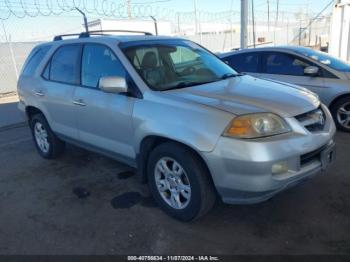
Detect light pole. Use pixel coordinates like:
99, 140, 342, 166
127, 0, 132, 18
240, 0, 248, 49
194, 0, 199, 36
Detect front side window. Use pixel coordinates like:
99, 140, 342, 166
50, 45, 81, 84
22, 45, 51, 76
81, 44, 126, 88
122, 40, 237, 91
225, 53, 260, 73
263, 52, 311, 76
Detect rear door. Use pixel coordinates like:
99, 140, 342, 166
72, 43, 136, 162
259, 52, 325, 92
40, 44, 82, 139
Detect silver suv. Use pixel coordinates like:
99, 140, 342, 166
18, 31, 336, 221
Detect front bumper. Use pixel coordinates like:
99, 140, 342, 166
202, 105, 337, 204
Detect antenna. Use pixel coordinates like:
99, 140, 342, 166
76, 7, 89, 34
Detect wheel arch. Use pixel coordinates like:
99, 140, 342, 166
329, 93, 350, 111
25, 106, 44, 121
137, 135, 214, 186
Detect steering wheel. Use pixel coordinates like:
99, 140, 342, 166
181, 66, 196, 75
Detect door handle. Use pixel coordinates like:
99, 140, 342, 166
72, 99, 86, 106
34, 91, 45, 97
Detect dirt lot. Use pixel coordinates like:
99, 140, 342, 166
0, 125, 349, 255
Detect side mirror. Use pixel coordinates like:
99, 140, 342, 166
304, 66, 319, 77
99, 76, 128, 94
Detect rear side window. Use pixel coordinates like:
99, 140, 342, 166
81, 44, 126, 88
49, 45, 81, 85
263, 52, 309, 76
22, 46, 51, 76
224, 53, 260, 73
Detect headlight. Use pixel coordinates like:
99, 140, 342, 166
223, 113, 291, 139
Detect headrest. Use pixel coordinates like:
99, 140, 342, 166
141, 51, 158, 68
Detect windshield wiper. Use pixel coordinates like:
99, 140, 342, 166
162, 81, 214, 91
220, 73, 244, 79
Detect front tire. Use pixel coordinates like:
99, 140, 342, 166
30, 114, 65, 159
147, 142, 216, 221
331, 96, 350, 133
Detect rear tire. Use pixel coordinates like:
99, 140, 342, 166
147, 142, 216, 221
30, 114, 65, 159
330, 96, 350, 133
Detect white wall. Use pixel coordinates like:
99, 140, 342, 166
329, 0, 350, 62
88, 19, 172, 36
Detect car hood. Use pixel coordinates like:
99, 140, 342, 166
166, 75, 320, 117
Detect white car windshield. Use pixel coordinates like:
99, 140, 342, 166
121, 40, 239, 91
295, 48, 350, 72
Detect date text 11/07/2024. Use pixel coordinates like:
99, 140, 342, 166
127, 256, 220, 261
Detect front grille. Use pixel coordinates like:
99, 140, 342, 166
295, 107, 326, 132
300, 144, 327, 167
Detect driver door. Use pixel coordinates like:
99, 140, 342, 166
72, 43, 136, 162
258, 52, 325, 93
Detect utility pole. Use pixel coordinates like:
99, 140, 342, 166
240, 0, 248, 49
286, 18, 289, 44
193, 0, 198, 36
127, 0, 132, 18
267, 0, 270, 32
252, 0, 256, 48
273, 0, 279, 45
229, 0, 234, 49
198, 11, 202, 44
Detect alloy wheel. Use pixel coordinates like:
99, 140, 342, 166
154, 157, 191, 209
337, 102, 350, 129
34, 122, 50, 153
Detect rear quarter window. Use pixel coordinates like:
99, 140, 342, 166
21, 46, 51, 76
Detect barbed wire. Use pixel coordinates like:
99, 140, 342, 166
1, 0, 328, 24
0, 0, 250, 26
0, 0, 178, 20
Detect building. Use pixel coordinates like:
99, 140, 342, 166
87, 18, 172, 36
329, 0, 350, 61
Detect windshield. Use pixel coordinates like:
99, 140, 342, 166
121, 40, 238, 91
295, 48, 350, 72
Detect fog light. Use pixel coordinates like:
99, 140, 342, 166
272, 162, 288, 175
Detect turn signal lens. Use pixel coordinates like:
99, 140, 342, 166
226, 118, 251, 136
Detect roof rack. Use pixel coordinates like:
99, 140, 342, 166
53, 30, 153, 41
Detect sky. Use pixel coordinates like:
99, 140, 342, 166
0, 0, 335, 41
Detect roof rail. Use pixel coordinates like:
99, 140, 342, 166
86, 30, 153, 36
53, 30, 152, 41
